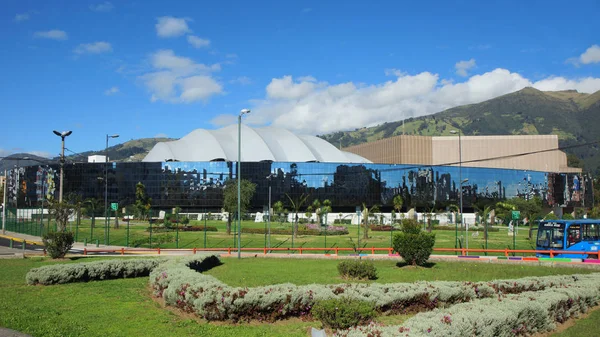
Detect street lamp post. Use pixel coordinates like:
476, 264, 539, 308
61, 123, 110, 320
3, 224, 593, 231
267, 173, 274, 251
450, 130, 467, 254
53, 131, 72, 202
104, 134, 119, 245
237, 109, 250, 259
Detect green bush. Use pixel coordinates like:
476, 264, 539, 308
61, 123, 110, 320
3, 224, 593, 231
337, 260, 377, 280
393, 219, 435, 266
42, 231, 74, 259
312, 297, 376, 330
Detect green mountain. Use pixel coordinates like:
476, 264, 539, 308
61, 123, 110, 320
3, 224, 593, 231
319, 87, 600, 174
65, 137, 177, 163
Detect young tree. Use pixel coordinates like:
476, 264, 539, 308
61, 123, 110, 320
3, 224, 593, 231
84, 198, 101, 228
222, 179, 257, 235
48, 199, 74, 232
43, 199, 75, 259
273, 200, 284, 226
67, 193, 83, 231
134, 182, 152, 220
393, 195, 404, 217
392, 219, 436, 266
361, 203, 380, 240
496, 197, 543, 239
308, 199, 332, 225
286, 193, 310, 238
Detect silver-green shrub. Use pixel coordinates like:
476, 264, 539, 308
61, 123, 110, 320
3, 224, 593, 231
26, 257, 168, 285
335, 273, 600, 336
149, 255, 600, 325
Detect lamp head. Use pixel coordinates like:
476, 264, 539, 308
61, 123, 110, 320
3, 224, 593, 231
53, 130, 72, 138
450, 130, 458, 135
108, 134, 120, 139
240, 108, 251, 115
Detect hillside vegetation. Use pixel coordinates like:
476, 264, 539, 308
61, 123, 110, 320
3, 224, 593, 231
319, 87, 600, 174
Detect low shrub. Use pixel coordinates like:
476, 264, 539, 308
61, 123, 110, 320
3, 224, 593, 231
312, 297, 376, 330
335, 281, 600, 337
26, 258, 167, 285
370, 225, 396, 231
42, 231, 74, 259
433, 225, 499, 232
334, 219, 352, 225
149, 226, 218, 233
242, 227, 348, 236
393, 220, 435, 266
337, 260, 377, 280
150, 255, 600, 323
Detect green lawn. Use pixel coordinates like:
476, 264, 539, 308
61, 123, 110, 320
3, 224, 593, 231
0, 257, 598, 337
9, 218, 539, 255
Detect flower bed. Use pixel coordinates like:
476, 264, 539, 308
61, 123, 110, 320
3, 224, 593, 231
242, 227, 349, 236
148, 226, 218, 233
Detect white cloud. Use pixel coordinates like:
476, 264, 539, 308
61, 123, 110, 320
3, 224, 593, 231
230, 76, 252, 85
14, 13, 30, 22
580, 45, 600, 64
179, 76, 222, 102
28, 151, 53, 159
455, 58, 476, 77
246, 69, 600, 136
154, 133, 168, 138
140, 49, 222, 103
104, 87, 119, 95
33, 30, 68, 40
74, 41, 112, 54
156, 16, 191, 38
187, 35, 210, 48
384, 68, 405, 77
90, 2, 114, 12
210, 114, 238, 127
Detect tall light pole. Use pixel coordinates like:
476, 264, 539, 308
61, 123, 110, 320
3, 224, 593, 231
237, 109, 250, 259
267, 173, 274, 251
450, 130, 464, 254
105, 134, 119, 245
53, 130, 72, 202
2, 169, 7, 235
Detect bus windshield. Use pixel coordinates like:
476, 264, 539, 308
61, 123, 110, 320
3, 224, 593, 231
537, 222, 565, 249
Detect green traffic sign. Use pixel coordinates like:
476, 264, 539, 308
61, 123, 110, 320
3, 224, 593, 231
111, 203, 118, 211
511, 210, 520, 220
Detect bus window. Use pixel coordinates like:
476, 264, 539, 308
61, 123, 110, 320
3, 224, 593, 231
567, 225, 581, 248
582, 224, 599, 241
537, 224, 564, 249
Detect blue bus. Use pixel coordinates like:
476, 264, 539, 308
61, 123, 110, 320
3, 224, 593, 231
536, 219, 600, 259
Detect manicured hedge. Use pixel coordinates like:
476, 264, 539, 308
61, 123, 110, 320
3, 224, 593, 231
26, 258, 168, 285
149, 255, 600, 324
336, 277, 600, 336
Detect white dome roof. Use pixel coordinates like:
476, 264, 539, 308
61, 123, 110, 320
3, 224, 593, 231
143, 125, 372, 163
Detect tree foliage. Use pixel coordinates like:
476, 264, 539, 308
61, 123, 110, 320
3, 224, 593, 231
223, 179, 257, 235
134, 182, 152, 220
361, 203, 380, 239
286, 193, 310, 238
392, 219, 436, 266
84, 198, 101, 228
495, 197, 543, 239
48, 200, 74, 232
307, 199, 332, 225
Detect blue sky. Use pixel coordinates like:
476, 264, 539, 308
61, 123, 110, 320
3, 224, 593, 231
2, 0, 600, 159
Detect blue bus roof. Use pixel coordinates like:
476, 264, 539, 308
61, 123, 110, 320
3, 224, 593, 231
540, 219, 600, 225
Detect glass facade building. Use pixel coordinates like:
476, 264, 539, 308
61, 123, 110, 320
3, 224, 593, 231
5, 161, 593, 213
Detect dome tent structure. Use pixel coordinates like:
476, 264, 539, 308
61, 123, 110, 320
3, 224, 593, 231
143, 125, 372, 163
